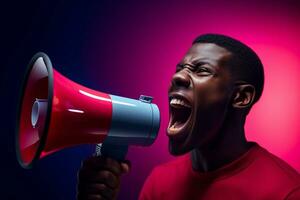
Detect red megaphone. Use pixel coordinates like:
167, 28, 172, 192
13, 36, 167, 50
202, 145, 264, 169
16, 52, 160, 168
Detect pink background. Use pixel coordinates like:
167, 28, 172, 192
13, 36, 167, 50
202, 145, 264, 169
82, 1, 300, 198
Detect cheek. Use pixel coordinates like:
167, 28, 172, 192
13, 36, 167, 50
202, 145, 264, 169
193, 78, 230, 107
191, 78, 232, 134
190, 99, 229, 148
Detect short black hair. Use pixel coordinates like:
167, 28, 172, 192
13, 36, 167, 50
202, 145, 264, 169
193, 33, 264, 104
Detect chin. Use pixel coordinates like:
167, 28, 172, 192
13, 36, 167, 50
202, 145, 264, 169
168, 138, 193, 156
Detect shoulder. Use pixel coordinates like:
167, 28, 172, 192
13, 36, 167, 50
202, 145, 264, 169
144, 153, 191, 183
154, 154, 191, 172
254, 145, 300, 183
249, 144, 300, 197
148, 153, 194, 181
139, 154, 191, 200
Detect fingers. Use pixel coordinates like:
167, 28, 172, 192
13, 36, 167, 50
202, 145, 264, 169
77, 183, 116, 200
78, 169, 120, 188
77, 156, 131, 200
120, 160, 131, 173
77, 192, 109, 200
77, 193, 106, 200
81, 157, 123, 176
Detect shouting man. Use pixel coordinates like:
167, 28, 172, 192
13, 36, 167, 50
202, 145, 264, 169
77, 34, 300, 200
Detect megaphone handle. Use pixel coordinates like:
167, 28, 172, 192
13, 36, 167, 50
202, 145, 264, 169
95, 143, 128, 161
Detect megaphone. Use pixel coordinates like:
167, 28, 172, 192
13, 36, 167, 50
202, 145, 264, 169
16, 52, 160, 168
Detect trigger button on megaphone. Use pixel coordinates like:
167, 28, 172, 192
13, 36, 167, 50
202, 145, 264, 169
139, 95, 153, 103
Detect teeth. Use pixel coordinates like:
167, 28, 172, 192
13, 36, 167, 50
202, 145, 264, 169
169, 124, 177, 131
170, 98, 191, 108
169, 122, 179, 131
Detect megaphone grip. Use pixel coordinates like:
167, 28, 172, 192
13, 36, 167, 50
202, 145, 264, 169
95, 143, 128, 161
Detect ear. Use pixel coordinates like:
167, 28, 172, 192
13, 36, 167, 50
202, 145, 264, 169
232, 84, 256, 108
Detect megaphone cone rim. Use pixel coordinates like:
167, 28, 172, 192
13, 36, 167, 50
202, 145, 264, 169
16, 52, 54, 169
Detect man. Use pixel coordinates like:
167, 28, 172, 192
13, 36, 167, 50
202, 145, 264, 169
77, 34, 300, 200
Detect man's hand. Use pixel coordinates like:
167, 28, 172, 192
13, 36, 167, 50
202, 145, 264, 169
77, 156, 131, 200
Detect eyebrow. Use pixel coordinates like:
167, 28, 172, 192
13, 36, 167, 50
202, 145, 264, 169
177, 59, 217, 70
191, 58, 217, 68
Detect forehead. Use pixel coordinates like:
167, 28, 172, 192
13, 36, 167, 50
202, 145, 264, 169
181, 43, 233, 66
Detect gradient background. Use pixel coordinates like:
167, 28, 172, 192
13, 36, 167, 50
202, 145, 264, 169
1, 0, 300, 199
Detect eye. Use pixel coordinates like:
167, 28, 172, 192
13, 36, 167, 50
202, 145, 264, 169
195, 66, 212, 76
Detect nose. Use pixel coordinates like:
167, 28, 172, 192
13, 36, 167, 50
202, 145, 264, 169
171, 69, 191, 88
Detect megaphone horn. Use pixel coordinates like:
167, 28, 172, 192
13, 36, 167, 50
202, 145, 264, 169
16, 52, 160, 168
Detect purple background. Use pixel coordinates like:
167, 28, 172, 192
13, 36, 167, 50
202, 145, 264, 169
1, 0, 300, 199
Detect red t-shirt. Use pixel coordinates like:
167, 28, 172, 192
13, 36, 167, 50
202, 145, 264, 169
139, 143, 300, 200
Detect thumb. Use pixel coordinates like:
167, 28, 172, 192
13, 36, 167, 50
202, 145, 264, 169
120, 160, 131, 174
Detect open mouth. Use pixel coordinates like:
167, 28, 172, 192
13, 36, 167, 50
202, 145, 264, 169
167, 95, 192, 138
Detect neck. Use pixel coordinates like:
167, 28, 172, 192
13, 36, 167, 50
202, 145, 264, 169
190, 115, 252, 172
